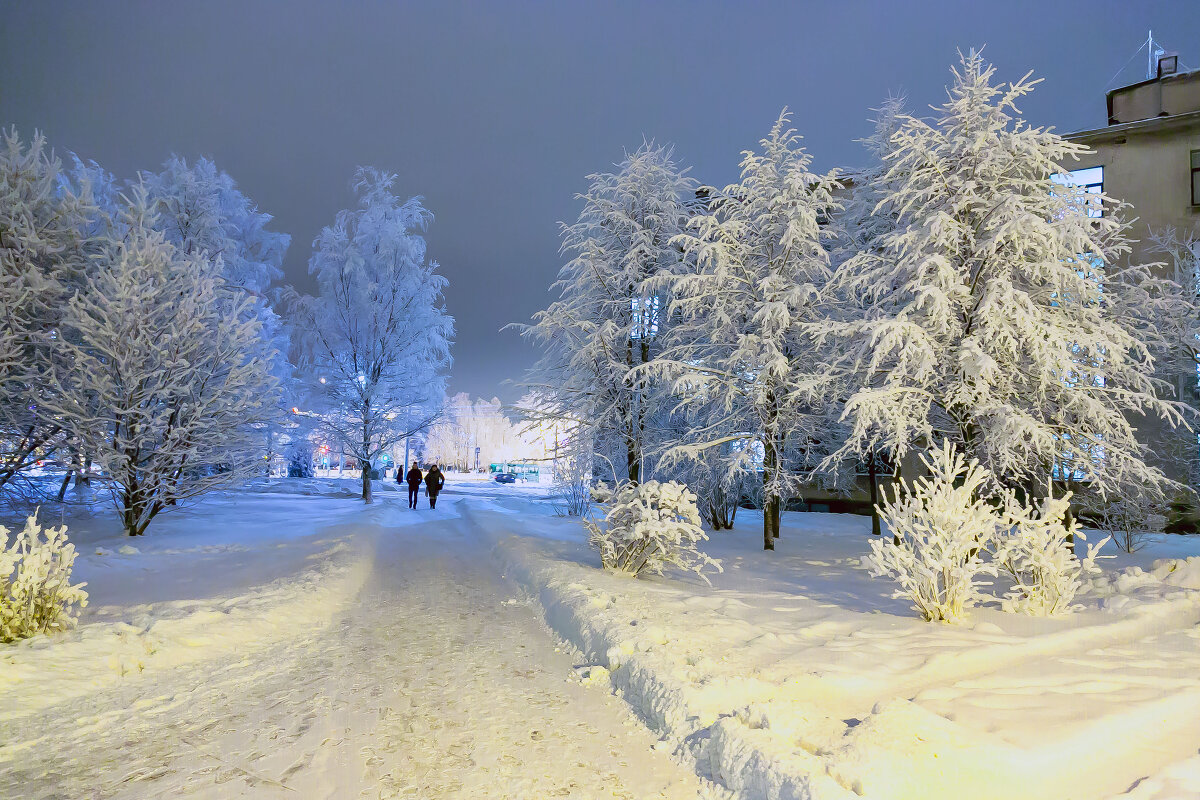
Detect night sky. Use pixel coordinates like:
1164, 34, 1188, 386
4, 1, 1199, 402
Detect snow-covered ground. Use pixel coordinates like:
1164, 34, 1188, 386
0, 478, 711, 799
478, 500, 1200, 800
4, 477, 1199, 799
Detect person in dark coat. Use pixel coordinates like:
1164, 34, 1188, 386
424, 464, 445, 509
404, 462, 423, 509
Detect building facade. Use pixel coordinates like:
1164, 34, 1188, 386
1065, 58, 1200, 486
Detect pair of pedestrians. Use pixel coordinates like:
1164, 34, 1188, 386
401, 462, 444, 509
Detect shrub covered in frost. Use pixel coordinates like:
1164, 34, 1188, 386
1, 512, 88, 643
1088, 497, 1165, 554
867, 442, 998, 623
871, 442, 1113, 621
583, 480, 722, 582
589, 482, 614, 504
993, 491, 1108, 615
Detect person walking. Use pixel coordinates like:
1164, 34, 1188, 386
404, 462, 423, 509
425, 463, 445, 509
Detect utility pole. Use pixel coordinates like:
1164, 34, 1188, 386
404, 404, 411, 469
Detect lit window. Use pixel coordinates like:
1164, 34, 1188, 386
1051, 166, 1104, 218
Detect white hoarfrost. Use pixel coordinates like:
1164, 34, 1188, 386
289, 168, 453, 504
1, 512, 88, 643
994, 491, 1108, 615
584, 480, 722, 583
868, 442, 998, 623
827, 51, 1194, 503
870, 442, 1110, 621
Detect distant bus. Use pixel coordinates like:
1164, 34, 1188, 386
489, 463, 539, 480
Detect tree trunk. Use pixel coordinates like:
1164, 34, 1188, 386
361, 404, 373, 504
867, 452, 882, 537
56, 470, 72, 502
763, 436, 780, 550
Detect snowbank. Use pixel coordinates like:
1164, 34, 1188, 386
475, 504, 1200, 800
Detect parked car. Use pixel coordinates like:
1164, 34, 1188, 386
494, 472, 517, 484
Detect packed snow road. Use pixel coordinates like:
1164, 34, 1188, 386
1, 496, 711, 799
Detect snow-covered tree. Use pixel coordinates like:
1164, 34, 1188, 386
831, 95, 909, 538
289, 168, 453, 503
144, 155, 293, 474
48, 190, 279, 535
0, 129, 93, 495
522, 142, 695, 486
1146, 226, 1200, 486
144, 155, 289, 295
651, 112, 844, 549
839, 93, 908, 260
828, 51, 1193, 503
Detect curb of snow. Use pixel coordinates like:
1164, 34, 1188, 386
469, 507, 859, 800
0, 534, 373, 726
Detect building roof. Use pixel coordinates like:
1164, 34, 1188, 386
1066, 108, 1200, 145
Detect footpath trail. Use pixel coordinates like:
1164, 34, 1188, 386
1, 497, 712, 799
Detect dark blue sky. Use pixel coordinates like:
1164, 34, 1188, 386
3, 1, 1198, 402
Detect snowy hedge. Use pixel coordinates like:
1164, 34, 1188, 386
584, 480, 722, 582
1, 512, 88, 643
869, 442, 1105, 622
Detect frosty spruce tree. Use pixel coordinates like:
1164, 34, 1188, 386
654, 111, 844, 550
828, 51, 1194, 505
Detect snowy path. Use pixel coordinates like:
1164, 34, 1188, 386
1, 499, 711, 799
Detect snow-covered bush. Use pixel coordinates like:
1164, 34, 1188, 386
552, 443, 594, 517
287, 440, 315, 478
867, 443, 998, 623
1088, 497, 1166, 554
1, 512, 88, 643
589, 482, 614, 504
584, 480, 722, 582
993, 492, 1108, 615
